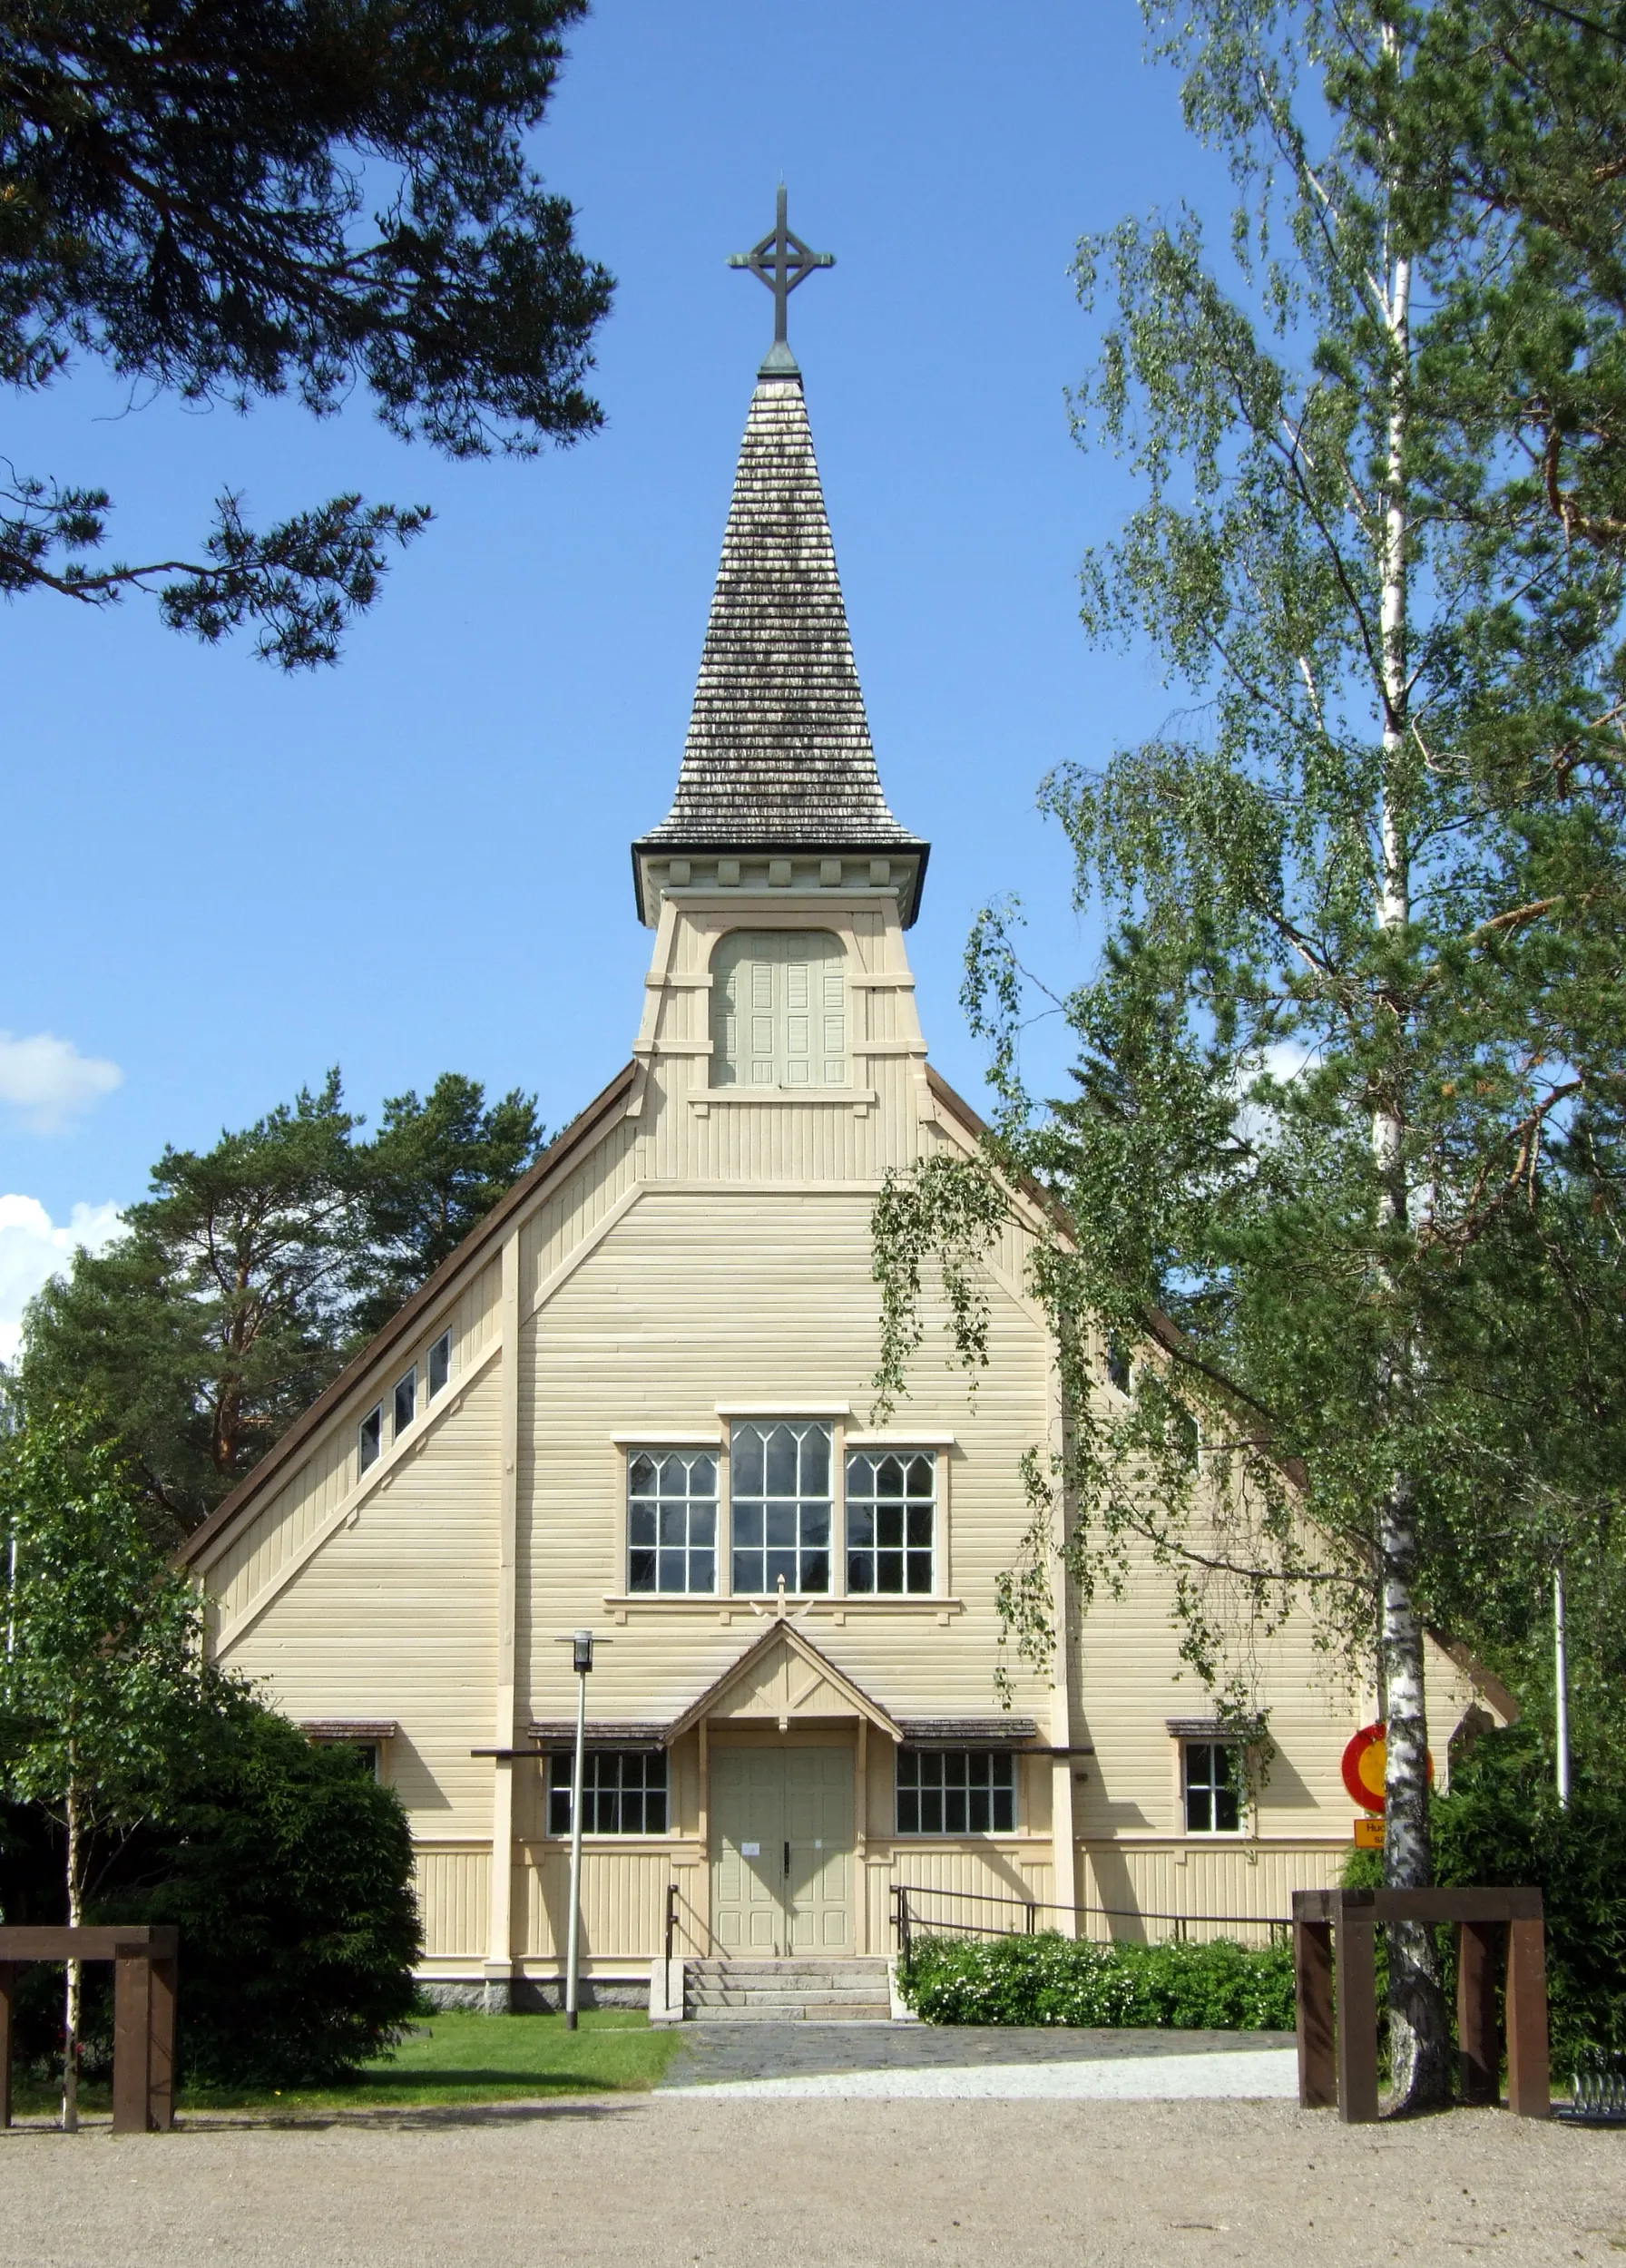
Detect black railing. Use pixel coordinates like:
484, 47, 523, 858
891, 1882, 1290, 1965
665, 1881, 680, 1966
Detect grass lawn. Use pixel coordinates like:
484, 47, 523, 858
14, 2010, 682, 2119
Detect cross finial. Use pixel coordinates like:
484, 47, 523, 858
728, 187, 834, 366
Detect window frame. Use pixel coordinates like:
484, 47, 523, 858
358, 1402, 383, 1473
547, 1749, 670, 1837
625, 1446, 720, 1596
895, 1749, 1018, 1838
729, 1418, 834, 1597
393, 1364, 417, 1439
427, 1327, 452, 1399
1180, 1739, 1247, 1836
708, 926, 849, 1092
844, 1446, 937, 1597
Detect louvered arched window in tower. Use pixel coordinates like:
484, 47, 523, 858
710, 930, 847, 1088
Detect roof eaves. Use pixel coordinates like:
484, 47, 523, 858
179, 1061, 638, 1571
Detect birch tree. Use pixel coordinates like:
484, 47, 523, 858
0, 1413, 205, 2129
874, 0, 1625, 2111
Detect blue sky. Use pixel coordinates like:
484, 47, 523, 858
0, 0, 1231, 1354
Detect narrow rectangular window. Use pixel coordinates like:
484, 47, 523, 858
427, 1328, 452, 1398
358, 1403, 383, 1472
393, 1364, 416, 1437
549, 1751, 669, 1835
846, 1451, 935, 1594
895, 1751, 1015, 1836
1183, 1742, 1242, 1833
730, 1421, 831, 1595
627, 1451, 718, 1594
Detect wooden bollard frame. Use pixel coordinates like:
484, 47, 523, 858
0, 1926, 179, 2134
1291, 1886, 1547, 2123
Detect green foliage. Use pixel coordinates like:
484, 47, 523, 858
0, 0, 612, 661
1434, 1732, 1626, 2066
899, 1931, 1296, 2030
353, 1074, 547, 1334
0, 1411, 206, 1870
107, 1697, 422, 2087
16, 1068, 545, 1532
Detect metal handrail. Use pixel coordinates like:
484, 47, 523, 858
890, 1881, 1290, 1955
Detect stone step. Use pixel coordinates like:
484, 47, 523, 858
691, 1960, 889, 1975
680, 2014, 893, 2032
688, 1987, 892, 2009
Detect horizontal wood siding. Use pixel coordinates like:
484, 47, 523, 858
223, 1364, 503, 1835
518, 1188, 1056, 1734
417, 1846, 490, 1958
520, 1116, 641, 1305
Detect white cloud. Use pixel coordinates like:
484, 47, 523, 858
0, 1195, 124, 1365
0, 1031, 122, 1133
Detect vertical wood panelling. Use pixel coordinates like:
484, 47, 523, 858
1076, 1841, 1347, 1943
518, 1846, 673, 1959
418, 1848, 491, 1957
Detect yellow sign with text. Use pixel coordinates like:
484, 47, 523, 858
1353, 1816, 1386, 1850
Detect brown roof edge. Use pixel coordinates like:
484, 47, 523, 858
179, 1061, 638, 1571
1430, 1632, 1519, 1729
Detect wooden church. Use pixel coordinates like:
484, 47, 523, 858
183, 210, 1507, 2015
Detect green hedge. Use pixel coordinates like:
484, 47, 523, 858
899, 1931, 1297, 2028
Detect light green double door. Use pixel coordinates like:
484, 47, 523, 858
710, 1746, 855, 1957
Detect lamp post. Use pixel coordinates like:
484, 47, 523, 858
564, 1629, 593, 2030
1554, 1559, 1571, 1811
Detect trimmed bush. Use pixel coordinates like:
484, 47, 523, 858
103, 1695, 422, 2087
900, 1931, 1296, 2028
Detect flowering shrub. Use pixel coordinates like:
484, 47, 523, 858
899, 1931, 1297, 2028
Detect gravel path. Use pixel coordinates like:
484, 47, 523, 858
3, 2097, 1622, 2267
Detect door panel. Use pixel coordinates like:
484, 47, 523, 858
785, 1748, 854, 1951
710, 1748, 785, 1952
710, 1745, 854, 1957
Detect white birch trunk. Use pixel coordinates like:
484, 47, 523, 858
1371, 222, 1451, 2111
61, 1777, 82, 2134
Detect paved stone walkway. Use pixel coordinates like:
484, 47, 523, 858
661, 2022, 1298, 2098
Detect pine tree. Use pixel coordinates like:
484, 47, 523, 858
0, 0, 612, 662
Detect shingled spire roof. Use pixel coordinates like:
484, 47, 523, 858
634, 358, 926, 865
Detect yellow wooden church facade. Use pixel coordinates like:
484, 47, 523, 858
183, 318, 1506, 2011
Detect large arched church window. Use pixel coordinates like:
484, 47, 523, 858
710, 930, 847, 1088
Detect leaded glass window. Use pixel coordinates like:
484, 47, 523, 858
896, 1751, 1015, 1835
549, 1750, 668, 1835
627, 1451, 718, 1594
846, 1450, 935, 1594
730, 1421, 831, 1594
1183, 1742, 1242, 1833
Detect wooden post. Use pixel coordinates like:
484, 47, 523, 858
148, 1954, 178, 2132
1506, 1919, 1551, 2119
1294, 1919, 1336, 2109
1334, 1894, 1380, 2124
854, 1718, 868, 1955
113, 1944, 153, 2135
1456, 1921, 1499, 2106
0, 1960, 15, 2130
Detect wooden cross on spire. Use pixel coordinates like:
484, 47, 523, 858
728, 186, 834, 351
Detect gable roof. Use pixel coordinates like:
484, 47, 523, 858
663, 1617, 904, 1745
179, 1061, 637, 1569
633, 367, 925, 864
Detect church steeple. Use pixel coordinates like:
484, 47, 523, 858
632, 195, 927, 927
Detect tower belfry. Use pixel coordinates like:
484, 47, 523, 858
632, 193, 927, 927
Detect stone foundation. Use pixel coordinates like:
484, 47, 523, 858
418, 1977, 649, 2015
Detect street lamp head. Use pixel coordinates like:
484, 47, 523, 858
573, 1629, 594, 1675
